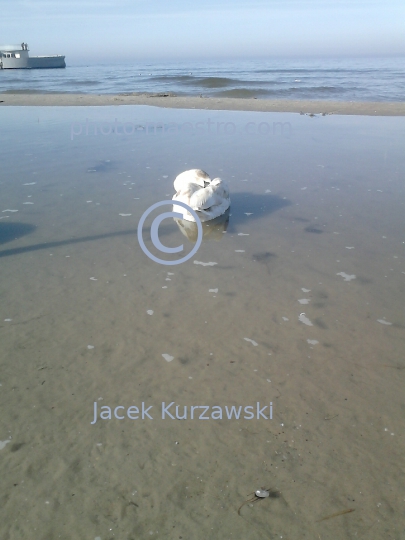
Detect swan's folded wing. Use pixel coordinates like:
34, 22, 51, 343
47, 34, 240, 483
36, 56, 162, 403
190, 186, 223, 210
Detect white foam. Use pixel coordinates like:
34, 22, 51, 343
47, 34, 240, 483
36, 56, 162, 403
238, 233, 249, 236
90, 277, 98, 281
282, 317, 289, 321
244, 337, 258, 346
87, 345, 95, 349
147, 310, 154, 315
119, 213, 132, 217
299, 313, 313, 326
298, 299, 310, 305
0, 440, 11, 450
23, 182, 36, 185
244, 213, 253, 216
235, 250, 245, 253
377, 319, 392, 326
194, 261, 217, 267
337, 272, 356, 281
2, 209, 18, 213
345, 246, 355, 250
162, 354, 174, 362
209, 288, 218, 293
4, 319, 12, 322
301, 288, 311, 292
23, 202, 34, 205
307, 339, 319, 345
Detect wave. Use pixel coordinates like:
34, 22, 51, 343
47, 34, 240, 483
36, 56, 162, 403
1, 59, 403, 101
1, 89, 58, 94
213, 88, 270, 98
62, 79, 100, 86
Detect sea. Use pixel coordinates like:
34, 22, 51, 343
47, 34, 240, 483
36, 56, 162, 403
0, 56, 404, 101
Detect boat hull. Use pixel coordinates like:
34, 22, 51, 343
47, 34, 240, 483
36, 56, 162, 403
27, 56, 66, 69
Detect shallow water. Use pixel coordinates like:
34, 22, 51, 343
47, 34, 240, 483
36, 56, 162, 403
0, 106, 404, 539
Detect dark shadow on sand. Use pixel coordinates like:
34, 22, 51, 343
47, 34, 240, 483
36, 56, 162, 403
225, 192, 291, 232
0, 228, 138, 258
0, 222, 36, 246
0, 194, 291, 258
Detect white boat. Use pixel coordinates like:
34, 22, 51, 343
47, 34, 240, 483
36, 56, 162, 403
0, 43, 65, 69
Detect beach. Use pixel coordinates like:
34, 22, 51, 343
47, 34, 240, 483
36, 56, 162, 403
1, 92, 405, 115
0, 102, 404, 540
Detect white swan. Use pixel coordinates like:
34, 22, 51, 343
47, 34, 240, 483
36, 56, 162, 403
172, 169, 230, 222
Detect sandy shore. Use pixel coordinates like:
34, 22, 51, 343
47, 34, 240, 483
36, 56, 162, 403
1, 92, 405, 115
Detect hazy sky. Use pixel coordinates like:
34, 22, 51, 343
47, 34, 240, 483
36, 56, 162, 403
1, 0, 404, 63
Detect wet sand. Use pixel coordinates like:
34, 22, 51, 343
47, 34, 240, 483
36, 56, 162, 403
0, 106, 404, 539
1, 92, 405, 115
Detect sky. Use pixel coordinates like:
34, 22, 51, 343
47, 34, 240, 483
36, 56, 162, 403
1, 0, 404, 63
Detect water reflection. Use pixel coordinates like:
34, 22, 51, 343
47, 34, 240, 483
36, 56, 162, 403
174, 207, 230, 242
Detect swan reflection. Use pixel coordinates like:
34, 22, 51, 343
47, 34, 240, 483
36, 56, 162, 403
174, 208, 230, 243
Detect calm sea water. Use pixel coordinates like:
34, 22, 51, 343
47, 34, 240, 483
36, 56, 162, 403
0, 57, 404, 101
